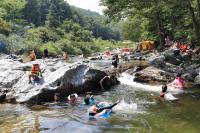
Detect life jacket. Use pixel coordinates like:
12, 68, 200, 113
179, 44, 188, 52
31, 64, 40, 75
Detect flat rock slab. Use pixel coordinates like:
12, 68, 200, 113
134, 66, 174, 83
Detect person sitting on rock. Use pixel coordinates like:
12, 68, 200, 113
68, 93, 78, 105
29, 62, 42, 84
171, 42, 180, 57
88, 100, 120, 117
168, 73, 184, 90
84, 92, 95, 105
30, 50, 36, 61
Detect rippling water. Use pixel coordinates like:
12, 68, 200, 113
1, 60, 200, 133
1, 81, 200, 133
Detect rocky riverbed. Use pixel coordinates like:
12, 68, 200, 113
0, 54, 118, 103
1, 48, 200, 104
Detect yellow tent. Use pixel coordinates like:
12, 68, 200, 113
138, 41, 154, 51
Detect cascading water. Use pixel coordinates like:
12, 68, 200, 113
118, 72, 184, 94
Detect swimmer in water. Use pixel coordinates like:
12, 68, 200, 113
68, 93, 78, 105
84, 92, 95, 105
88, 100, 120, 117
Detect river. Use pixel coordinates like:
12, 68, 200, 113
1, 79, 200, 133
1, 59, 200, 133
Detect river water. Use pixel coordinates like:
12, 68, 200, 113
1, 81, 200, 133
1, 60, 200, 133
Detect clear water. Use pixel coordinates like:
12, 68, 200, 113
0, 83, 200, 133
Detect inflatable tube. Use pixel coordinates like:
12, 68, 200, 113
98, 109, 112, 118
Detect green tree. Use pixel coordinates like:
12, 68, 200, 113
23, 0, 40, 26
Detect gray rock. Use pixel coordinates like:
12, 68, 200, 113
0, 57, 116, 103
163, 50, 182, 65
194, 75, 200, 85
134, 66, 174, 83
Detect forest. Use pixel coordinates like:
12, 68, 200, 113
0, 0, 122, 57
101, 0, 200, 47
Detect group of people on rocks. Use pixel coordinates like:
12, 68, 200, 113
28, 49, 69, 84
28, 44, 186, 118
28, 49, 121, 118
164, 34, 194, 57
29, 49, 69, 61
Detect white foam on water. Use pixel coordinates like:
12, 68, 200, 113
118, 73, 184, 94
113, 99, 144, 114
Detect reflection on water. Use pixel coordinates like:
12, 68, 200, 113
1, 83, 200, 133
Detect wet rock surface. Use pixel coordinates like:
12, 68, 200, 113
134, 66, 174, 83
0, 57, 116, 103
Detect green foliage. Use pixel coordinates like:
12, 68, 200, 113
26, 27, 60, 43
0, 0, 123, 56
39, 42, 62, 57
101, 0, 200, 45
0, 18, 11, 35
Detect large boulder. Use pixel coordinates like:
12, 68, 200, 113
194, 75, 200, 86
182, 64, 200, 82
148, 53, 181, 74
134, 66, 174, 83
163, 50, 182, 65
62, 65, 108, 93
0, 57, 115, 103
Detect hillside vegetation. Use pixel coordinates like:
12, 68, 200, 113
0, 0, 122, 57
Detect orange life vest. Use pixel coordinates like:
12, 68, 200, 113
31, 64, 40, 75
179, 44, 188, 52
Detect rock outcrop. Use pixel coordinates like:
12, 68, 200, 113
0, 56, 116, 103
134, 66, 174, 83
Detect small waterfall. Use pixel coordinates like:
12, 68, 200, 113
118, 73, 184, 94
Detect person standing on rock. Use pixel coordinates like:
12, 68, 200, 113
30, 50, 36, 61
63, 52, 68, 60
43, 48, 49, 58
29, 62, 42, 84
112, 54, 119, 68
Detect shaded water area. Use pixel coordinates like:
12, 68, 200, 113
1, 84, 200, 133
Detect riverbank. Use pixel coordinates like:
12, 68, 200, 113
1, 47, 200, 104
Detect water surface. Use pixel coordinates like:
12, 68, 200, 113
1, 82, 200, 133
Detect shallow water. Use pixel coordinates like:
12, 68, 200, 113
1, 82, 200, 133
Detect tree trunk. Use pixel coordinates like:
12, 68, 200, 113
187, 0, 200, 45
197, 0, 200, 20
155, 12, 164, 47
